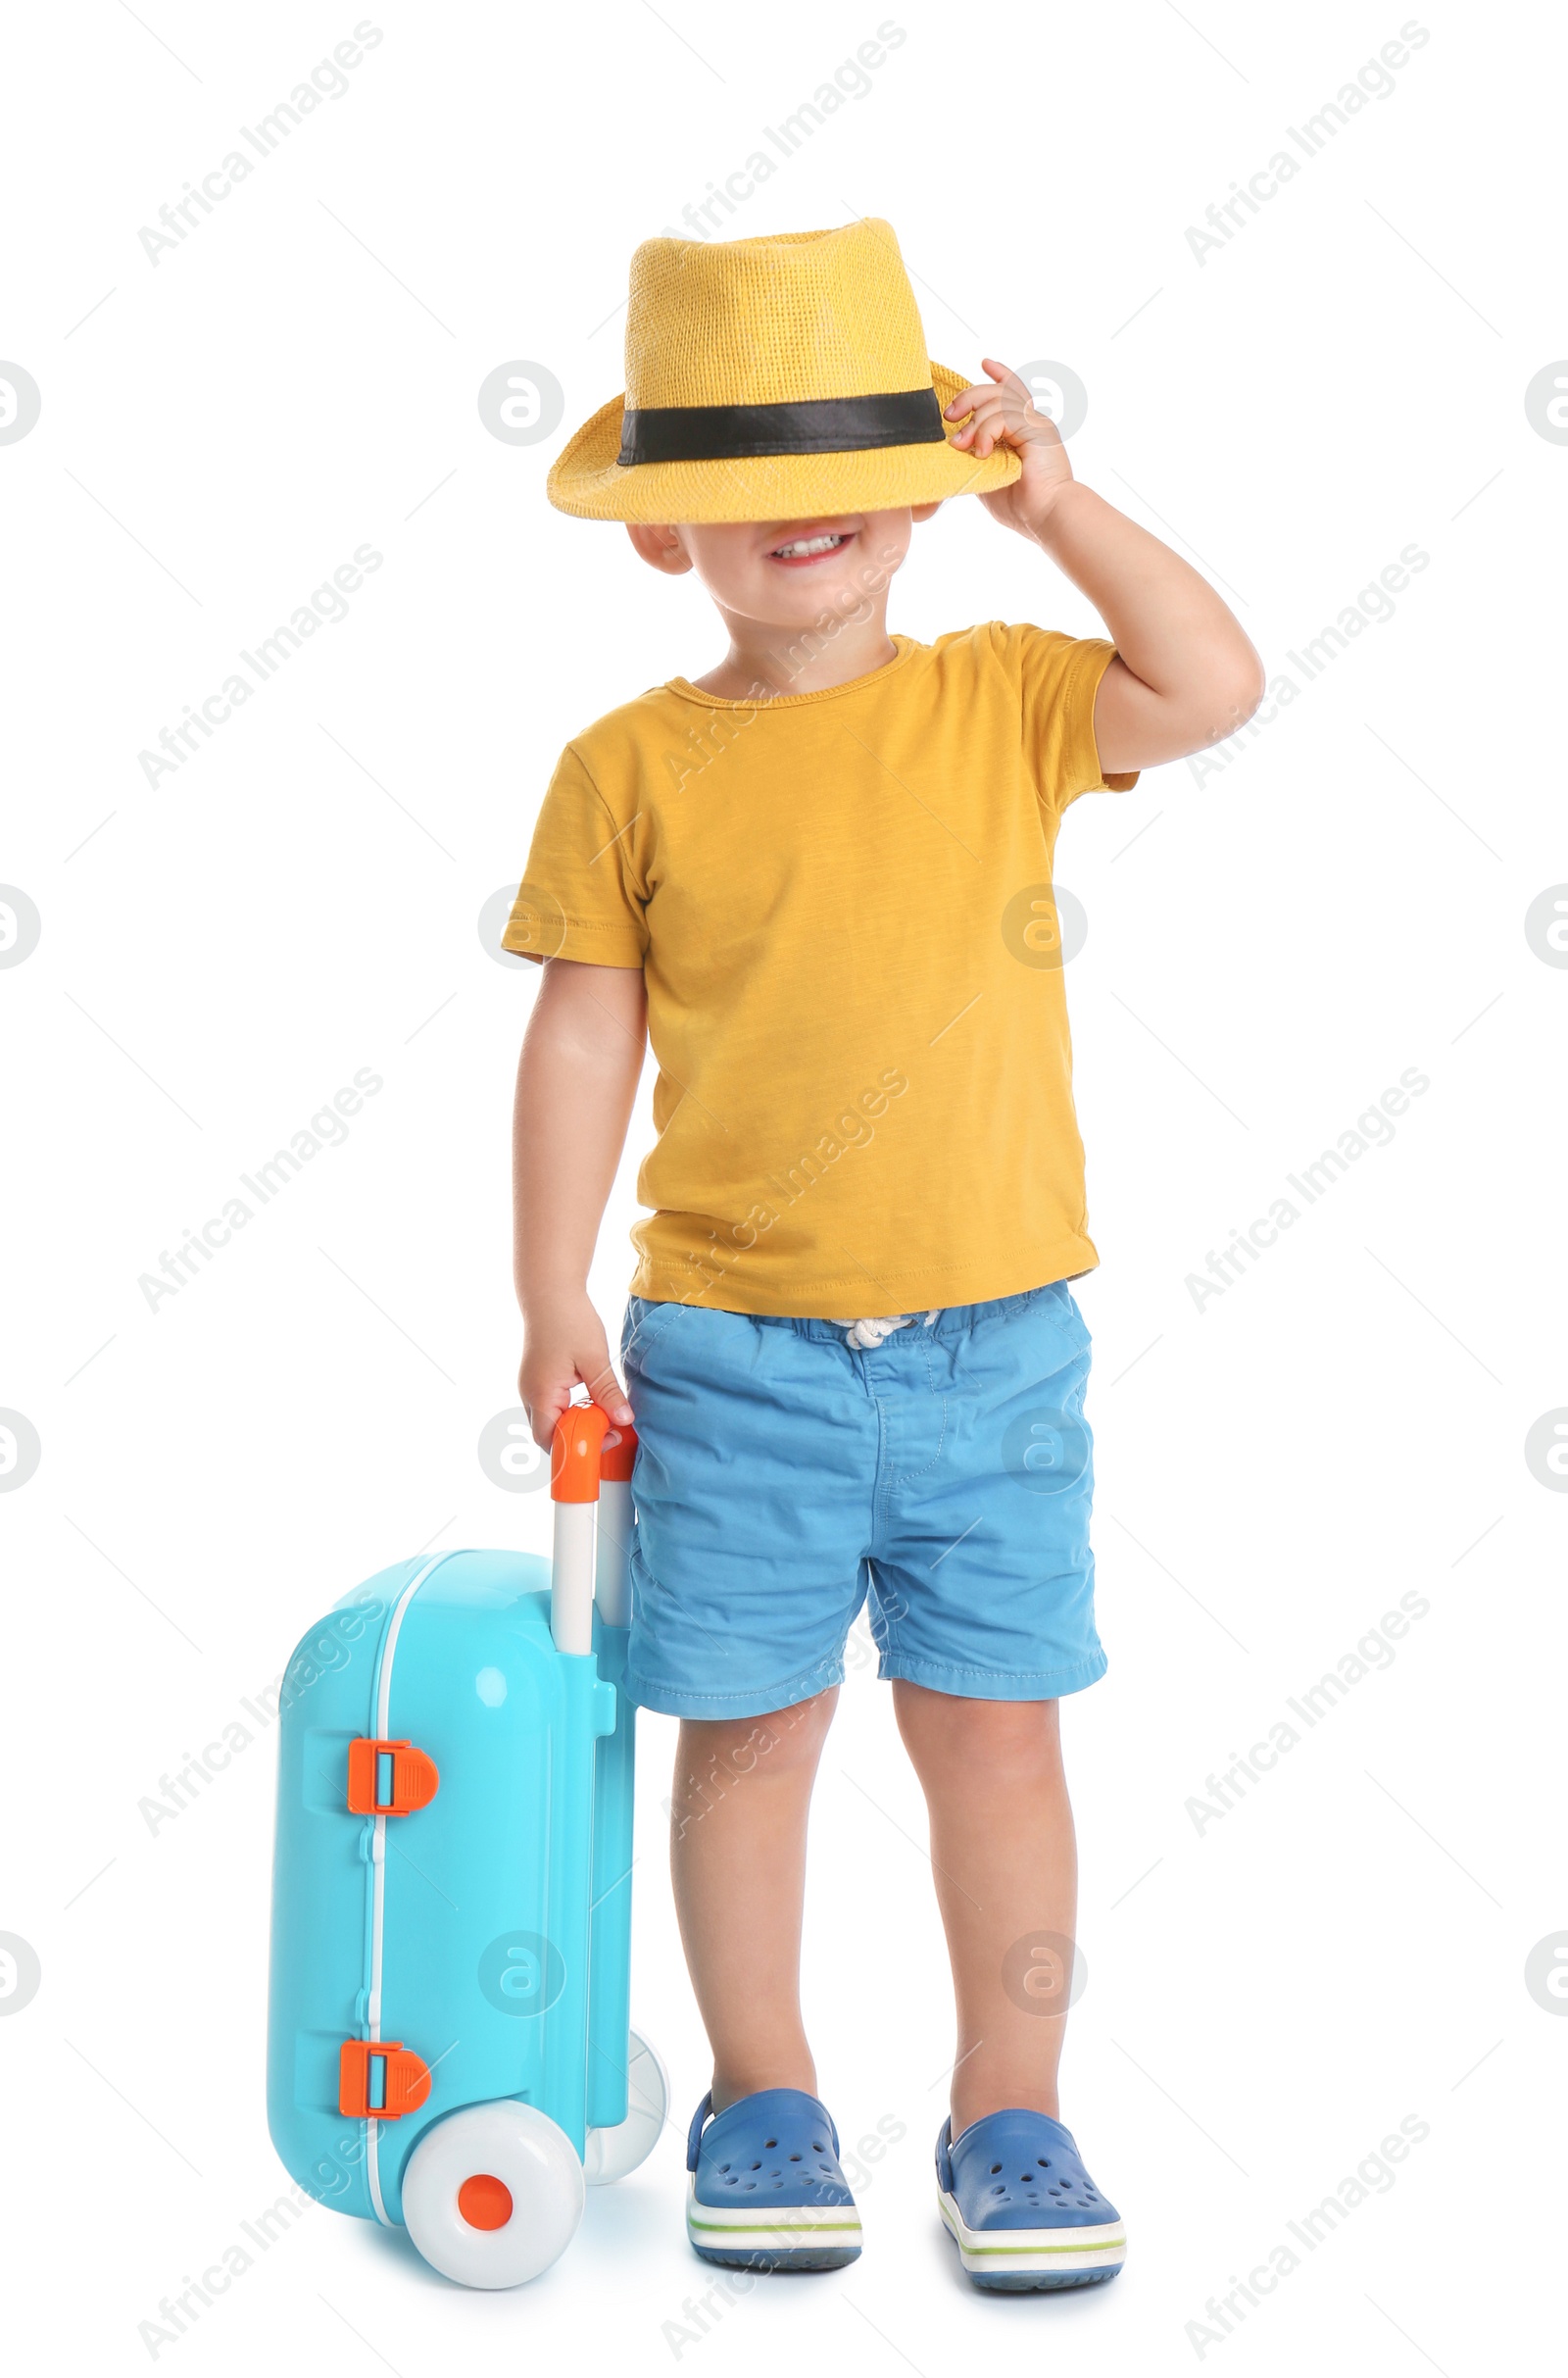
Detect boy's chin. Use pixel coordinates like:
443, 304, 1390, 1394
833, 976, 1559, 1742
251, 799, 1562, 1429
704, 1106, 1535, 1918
749, 565, 882, 621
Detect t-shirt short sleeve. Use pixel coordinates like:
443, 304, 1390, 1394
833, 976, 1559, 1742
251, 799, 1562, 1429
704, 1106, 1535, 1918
989, 621, 1141, 813
501, 743, 648, 966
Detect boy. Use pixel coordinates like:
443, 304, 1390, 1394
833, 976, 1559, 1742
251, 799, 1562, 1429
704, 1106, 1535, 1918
506, 220, 1261, 2290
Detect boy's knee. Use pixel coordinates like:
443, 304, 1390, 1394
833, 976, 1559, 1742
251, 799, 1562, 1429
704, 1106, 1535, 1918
896, 1684, 1060, 1770
676, 1687, 837, 1786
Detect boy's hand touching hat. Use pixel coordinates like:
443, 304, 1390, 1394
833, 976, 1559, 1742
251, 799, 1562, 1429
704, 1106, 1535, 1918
945, 360, 1075, 540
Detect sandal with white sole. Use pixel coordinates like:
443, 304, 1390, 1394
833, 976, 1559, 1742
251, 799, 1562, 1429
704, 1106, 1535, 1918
686, 2087, 862, 2270
936, 2108, 1126, 2292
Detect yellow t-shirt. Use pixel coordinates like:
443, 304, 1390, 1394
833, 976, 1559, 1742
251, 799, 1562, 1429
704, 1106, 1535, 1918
505, 623, 1137, 1316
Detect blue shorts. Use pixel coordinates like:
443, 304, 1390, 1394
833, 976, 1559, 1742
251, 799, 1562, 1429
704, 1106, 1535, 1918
618, 1281, 1104, 1719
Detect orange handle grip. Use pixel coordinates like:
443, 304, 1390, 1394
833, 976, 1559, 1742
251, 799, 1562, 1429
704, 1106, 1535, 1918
600, 1420, 638, 1482
551, 1404, 611, 1502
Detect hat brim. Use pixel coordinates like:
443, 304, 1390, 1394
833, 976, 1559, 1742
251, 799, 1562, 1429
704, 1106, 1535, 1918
545, 363, 1020, 522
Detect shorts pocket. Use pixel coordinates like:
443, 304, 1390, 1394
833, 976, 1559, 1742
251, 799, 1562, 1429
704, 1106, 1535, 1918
623, 1293, 726, 1375
1037, 1279, 1091, 1355
622, 1295, 687, 1365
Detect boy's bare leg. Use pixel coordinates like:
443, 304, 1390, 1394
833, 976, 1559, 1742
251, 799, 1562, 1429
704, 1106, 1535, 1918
892, 1682, 1077, 2136
669, 1686, 839, 2113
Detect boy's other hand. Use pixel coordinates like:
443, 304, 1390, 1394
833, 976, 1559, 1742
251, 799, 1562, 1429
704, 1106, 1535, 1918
519, 1288, 634, 1449
945, 360, 1074, 539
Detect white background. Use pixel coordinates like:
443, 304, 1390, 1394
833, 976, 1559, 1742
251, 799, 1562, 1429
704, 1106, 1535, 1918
3, 1, 1564, 2369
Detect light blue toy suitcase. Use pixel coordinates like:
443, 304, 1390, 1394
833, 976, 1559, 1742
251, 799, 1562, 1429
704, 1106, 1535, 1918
267, 1406, 667, 2287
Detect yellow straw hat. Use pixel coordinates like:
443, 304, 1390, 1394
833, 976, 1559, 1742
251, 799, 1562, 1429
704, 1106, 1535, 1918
548, 219, 1020, 524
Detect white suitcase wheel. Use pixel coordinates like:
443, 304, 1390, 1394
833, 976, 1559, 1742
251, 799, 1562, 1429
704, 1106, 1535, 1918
401, 2101, 585, 2288
582, 2029, 670, 2187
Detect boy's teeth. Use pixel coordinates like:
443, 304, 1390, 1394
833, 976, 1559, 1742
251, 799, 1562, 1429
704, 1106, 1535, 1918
771, 532, 846, 558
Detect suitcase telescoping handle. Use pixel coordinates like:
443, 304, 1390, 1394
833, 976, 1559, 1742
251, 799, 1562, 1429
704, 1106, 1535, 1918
549, 1403, 637, 1655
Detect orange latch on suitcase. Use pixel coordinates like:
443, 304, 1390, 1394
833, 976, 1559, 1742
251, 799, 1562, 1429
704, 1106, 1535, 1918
338, 2038, 433, 2119
346, 1737, 439, 1815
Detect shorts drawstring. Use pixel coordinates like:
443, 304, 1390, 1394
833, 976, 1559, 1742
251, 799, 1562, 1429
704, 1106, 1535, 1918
830, 1309, 943, 1351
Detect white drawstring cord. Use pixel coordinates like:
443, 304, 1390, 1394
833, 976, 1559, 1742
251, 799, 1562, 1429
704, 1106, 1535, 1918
830, 1309, 942, 1350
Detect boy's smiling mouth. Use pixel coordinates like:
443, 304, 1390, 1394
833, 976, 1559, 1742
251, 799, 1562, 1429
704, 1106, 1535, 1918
765, 521, 858, 568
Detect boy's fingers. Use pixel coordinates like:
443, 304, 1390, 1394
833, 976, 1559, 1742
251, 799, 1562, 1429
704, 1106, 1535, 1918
979, 357, 1034, 401
945, 365, 1031, 419
582, 1355, 634, 1426
948, 397, 1030, 441
952, 406, 1029, 454
944, 381, 1002, 419
522, 1378, 571, 1450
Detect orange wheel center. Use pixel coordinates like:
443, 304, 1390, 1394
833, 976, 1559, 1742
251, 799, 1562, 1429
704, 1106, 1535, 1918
457, 2172, 514, 2230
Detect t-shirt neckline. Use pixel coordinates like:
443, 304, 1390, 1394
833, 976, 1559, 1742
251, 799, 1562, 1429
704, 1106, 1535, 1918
665, 634, 920, 711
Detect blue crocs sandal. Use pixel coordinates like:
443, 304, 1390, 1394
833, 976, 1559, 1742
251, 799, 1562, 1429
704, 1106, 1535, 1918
936, 2108, 1126, 2292
686, 2088, 863, 2270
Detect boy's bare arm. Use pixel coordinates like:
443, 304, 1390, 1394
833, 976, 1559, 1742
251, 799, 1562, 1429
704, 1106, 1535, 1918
946, 360, 1266, 771
514, 956, 646, 1446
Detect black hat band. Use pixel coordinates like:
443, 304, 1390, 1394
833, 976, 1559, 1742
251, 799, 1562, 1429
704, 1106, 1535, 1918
616, 386, 947, 467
